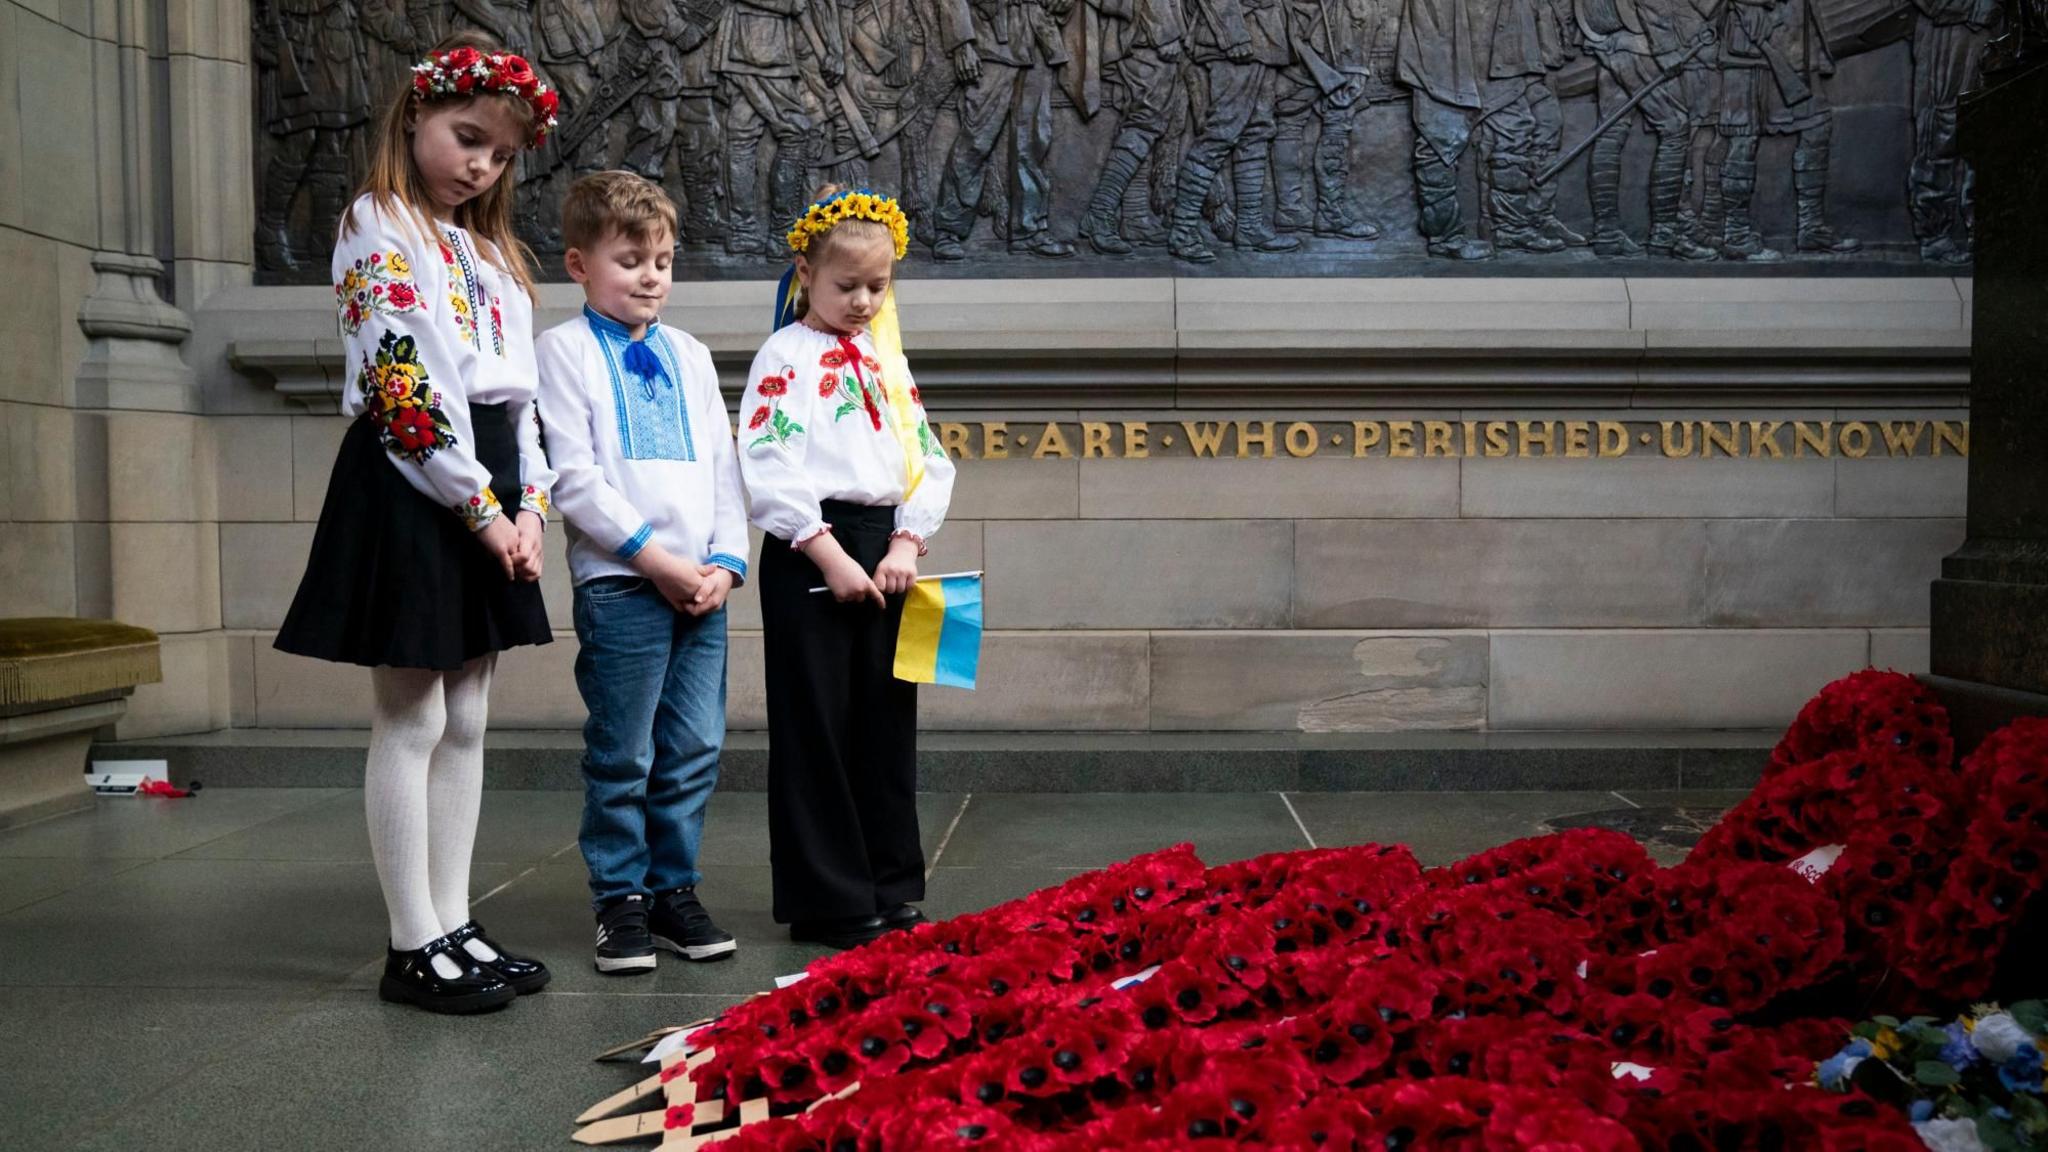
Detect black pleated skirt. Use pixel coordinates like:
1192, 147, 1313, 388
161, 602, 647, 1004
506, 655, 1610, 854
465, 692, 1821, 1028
273, 402, 551, 670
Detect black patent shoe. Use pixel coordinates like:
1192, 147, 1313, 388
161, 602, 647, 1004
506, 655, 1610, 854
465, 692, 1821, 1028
448, 919, 551, 995
378, 933, 517, 1014
789, 915, 889, 950
879, 903, 929, 932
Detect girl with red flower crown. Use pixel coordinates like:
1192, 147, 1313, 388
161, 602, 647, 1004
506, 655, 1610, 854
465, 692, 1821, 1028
738, 185, 956, 951
274, 31, 563, 1015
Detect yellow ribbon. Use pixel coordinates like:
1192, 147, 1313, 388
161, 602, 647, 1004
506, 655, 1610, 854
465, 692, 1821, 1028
869, 285, 925, 500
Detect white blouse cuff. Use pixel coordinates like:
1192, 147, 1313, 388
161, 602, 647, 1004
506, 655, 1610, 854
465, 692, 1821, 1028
791, 521, 833, 549
889, 528, 930, 557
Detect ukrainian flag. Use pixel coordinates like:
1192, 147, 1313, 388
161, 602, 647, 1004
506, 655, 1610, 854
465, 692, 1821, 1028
893, 572, 983, 689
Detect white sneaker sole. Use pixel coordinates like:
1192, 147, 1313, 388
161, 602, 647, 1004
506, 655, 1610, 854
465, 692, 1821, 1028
652, 933, 738, 962
594, 952, 657, 974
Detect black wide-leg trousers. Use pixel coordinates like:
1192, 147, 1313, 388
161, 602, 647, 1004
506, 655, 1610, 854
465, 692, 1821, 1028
760, 500, 924, 923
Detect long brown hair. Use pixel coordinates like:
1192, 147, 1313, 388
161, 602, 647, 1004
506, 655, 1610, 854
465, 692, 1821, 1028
343, 30, 539, 296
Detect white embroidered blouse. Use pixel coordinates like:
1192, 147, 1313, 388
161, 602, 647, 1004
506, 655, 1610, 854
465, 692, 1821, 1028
736, 321, 956, 548
533, 307, 751, 587
331, 194, 553, 531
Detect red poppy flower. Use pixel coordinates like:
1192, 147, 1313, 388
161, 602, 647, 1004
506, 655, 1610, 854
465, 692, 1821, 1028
388, 408, 438, 451
663, 1104, 695, 1131
385, 281, 419, 311
758, 375, 788, 398
748, 406, 772, 430
819, 347, 850, 369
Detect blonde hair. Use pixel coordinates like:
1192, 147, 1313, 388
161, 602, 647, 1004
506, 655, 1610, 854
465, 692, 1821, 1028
344, 30, 538, 296
791, 184, 898, 321
561, 171, 679, 251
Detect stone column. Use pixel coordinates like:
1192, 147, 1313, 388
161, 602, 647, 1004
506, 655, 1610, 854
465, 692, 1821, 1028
64, 0, 236, 737
1926, 61, 2048, 750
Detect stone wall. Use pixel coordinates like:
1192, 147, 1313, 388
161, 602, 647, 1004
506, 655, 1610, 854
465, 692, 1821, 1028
0, 0, 253, 738
198, 274, 1970, 735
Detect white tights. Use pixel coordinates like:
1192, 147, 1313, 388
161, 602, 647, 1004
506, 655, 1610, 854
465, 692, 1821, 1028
366, 657, 497, 964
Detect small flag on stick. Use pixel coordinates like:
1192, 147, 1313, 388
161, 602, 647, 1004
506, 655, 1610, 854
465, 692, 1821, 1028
892, 572, 983, 689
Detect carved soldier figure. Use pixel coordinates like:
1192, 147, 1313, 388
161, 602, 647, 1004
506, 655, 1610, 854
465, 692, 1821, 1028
1909, 0, 1999, 262
672, 0, 731, 244
1077, 0, 1188, 252
1271, 0, 1386, 239
932, 0, 1078, 258
715, 0, 843, 253
1168, 0, 1302, 260
828, 0, 972, 236
254, 0, 372, 272
1706, 0, 1860, 259
1396, 0, 1573, 257
360, 0, 422, 89
1577, 0, 1719, 257
452, 0, 540, 56
536, 0, 610, 177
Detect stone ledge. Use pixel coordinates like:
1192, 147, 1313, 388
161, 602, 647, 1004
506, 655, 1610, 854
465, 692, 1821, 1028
206, 276, 1972, 413
93, 727, 1777, 792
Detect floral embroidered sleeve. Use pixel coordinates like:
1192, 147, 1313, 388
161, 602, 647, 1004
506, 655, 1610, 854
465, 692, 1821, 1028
892, 359, 955, 544
736, 334, 830, 546
503, 291, 556, 523
332, 198, 502, 531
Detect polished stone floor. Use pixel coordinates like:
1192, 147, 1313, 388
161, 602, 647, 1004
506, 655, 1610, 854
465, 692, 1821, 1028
0, 787, 1739, 1151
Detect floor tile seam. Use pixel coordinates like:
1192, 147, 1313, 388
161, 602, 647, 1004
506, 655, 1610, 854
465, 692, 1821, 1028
1277, 792, 1318, 849
156, 790, 367, 862
924, 794, 974, 879
0, 858, 157, 919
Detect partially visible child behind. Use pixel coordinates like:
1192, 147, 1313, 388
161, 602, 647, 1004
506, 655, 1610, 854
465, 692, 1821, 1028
274, 33, 560, 1013
739, 187, 956, 951
536, 171, 748, 974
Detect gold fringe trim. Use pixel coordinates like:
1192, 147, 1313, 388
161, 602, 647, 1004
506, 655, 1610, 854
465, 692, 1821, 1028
0, 644, 163, 707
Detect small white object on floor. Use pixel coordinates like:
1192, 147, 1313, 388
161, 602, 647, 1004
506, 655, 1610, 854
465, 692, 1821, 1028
87, 760, 167, 796
775, 972, 810, 989
1610, 1062, 1656, 1082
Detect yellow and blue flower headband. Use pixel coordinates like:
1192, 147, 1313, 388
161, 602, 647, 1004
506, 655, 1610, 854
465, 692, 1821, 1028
773, 189, 911, 332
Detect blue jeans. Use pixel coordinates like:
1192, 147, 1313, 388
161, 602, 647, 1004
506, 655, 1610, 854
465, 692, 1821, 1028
573, 576, 727, 909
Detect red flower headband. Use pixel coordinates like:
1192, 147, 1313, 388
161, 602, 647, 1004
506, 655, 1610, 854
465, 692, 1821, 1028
409, 47, 560, 148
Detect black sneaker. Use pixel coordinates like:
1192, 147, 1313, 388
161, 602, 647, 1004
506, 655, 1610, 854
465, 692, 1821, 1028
594, 894, 657, 974
378, 932, 516, 1014
651, 887, 738, 962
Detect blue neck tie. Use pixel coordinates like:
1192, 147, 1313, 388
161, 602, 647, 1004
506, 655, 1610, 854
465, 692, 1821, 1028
622, 337, 665, 401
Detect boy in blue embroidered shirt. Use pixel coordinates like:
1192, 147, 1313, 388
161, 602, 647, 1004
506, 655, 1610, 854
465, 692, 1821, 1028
536, 171, 748, 973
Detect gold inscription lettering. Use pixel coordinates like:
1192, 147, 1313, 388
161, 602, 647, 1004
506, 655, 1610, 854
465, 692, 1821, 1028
1794, 421, 1832, 458
1748, 421, 1784, 458
982, 421, 1010, 459
1424, 421, 1454, 458
1840, 421, 1872, 458
1701, 421, 1740, 458
1123, 421, 1151, 459
1563, 421, 1591, 458
1353, 421, 1383, 457
1081, 421, 1114, 458
1033, 422, 1075, 459
1597, 421, 1628, 458
1182, 422, 1228, 458
1389, 420, 1418, 458
1284, 422, 1319, 458
1236, 420, 1276, 459
939, 422, 974, 459
1517, 420, 1554, 457
1934, 421, 1969, 456
1483, 422, 1511, 458
1880, 421, 1925, 457
1463, 421, 1479, 457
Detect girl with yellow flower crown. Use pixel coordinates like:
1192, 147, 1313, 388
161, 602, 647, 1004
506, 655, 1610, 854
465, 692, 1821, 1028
738, 185, 957, 951
275, 31, 563, 1016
